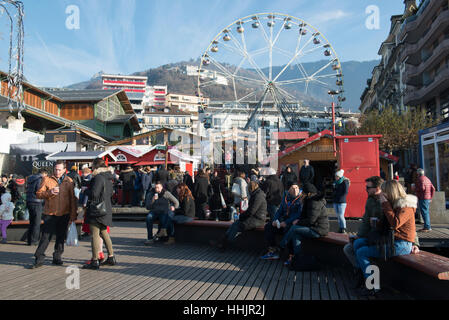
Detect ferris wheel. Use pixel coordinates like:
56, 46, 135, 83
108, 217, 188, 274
197, 12, 345, 131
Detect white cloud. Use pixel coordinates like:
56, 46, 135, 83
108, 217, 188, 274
307, 10, 352, 27
24, 42, 121, 87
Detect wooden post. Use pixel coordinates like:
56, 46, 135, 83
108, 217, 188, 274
165, 142, 168, 170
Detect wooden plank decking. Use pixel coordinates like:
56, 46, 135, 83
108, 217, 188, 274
0, 221, 412, 300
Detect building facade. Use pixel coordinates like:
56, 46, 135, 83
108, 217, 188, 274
102, 74, 148, 124
203, 101, 359, 135
360, 0, 449, 124
400, 0, 449, 121
102, 74, 148, 94
143, 85, 168, 110
45, 88, 140, 140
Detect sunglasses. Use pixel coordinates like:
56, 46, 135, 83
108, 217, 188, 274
365, 186, 376, 190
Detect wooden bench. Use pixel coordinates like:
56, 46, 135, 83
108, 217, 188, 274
174, 219, 449, 299
7, 219, 83, 242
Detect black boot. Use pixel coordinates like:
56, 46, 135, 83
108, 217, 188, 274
352, 268, 365, 289
217, 238, 228, 252
83, 259, 100, 270
100, 256, 117, 266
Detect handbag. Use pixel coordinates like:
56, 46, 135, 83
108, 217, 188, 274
89, 179, 108, 218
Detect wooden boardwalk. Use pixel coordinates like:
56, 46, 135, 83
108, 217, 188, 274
0, 222, 411, 300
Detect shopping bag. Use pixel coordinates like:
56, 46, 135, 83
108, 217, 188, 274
66, 222, 79, 247
240, 199, 249, 212
231, 183, 241, 197
74, 187, 81, 199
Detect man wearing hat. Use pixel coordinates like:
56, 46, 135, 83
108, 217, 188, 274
67, 165, 82, 190
333, 169, 350, 233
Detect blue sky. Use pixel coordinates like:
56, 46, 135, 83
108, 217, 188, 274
0, 0, 406, 87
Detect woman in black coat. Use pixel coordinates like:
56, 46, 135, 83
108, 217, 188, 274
83, 159, 116, 270
193, 169, 211, 220
213, 181, 267, 251
279, 182, 329, 264
172, 183, 196, 224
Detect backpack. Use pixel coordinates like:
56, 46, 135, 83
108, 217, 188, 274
13, 193, 27, 221
289, 253, 321, 272
218, 206, 233, 221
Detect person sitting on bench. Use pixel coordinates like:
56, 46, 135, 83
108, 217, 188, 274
343, 176, 421, 289
144, 181, 179, 245
260, 182, 302, 260
279, 182, 329, 267
354, 180, 418, 296
212, 181, 267, 251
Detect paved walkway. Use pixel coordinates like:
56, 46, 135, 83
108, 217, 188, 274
0, 222, 411, 300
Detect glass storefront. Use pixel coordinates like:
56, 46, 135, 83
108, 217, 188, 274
438, 140, 449, 200
420, 121, 449, 206
423, 143, 437, 186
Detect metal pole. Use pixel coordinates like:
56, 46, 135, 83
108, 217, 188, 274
332, 101, 336, 157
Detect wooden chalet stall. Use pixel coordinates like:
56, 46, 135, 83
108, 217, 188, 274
107, 145, 200, 175
107, 146, 153, 167
274, 130, 395, 218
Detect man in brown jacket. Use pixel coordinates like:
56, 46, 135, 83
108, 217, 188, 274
29, 161, 77, 269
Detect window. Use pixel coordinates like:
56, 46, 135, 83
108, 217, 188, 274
423, 143, 437, 188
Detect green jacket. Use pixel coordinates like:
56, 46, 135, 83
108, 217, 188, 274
357, 196, 383, 238
357, 195, 420, 246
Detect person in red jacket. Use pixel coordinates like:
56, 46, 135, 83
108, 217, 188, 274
415, 168, 435, 232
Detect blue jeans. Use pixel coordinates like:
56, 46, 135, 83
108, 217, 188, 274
333, 203, 347, 229
355, 240, 412, 278
146, 211, 174, 239
225, 221, 245, 242
418, 199, 432, 230
280, 225, 321, 255
267, 204, 280, 221
343, 237, 368, 268
172, 215, 194, 224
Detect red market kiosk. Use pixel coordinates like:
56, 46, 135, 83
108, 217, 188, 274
336, 135, 382, 218
276, 130, 385, 218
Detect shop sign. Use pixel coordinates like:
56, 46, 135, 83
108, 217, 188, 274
154, 151, 165, 161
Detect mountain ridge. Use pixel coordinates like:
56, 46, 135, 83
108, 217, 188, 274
66, 59, 379, 112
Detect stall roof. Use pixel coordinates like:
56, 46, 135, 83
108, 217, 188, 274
46, 150, 117, 161
379, 151, 399, 163
272, 131, 309, 141
107, 145, 156, 158
279, 130, 334, 159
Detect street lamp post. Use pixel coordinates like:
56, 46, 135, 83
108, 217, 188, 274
328, 90, 339, 157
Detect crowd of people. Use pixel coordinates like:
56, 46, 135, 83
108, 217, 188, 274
0, 159, 437, 296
